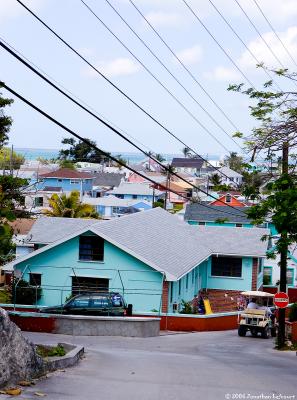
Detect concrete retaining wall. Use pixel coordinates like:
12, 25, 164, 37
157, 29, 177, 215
8, 311, 160, 337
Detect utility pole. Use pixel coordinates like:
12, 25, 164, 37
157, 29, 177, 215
278, 141, 289, 349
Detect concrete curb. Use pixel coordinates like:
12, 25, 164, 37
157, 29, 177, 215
37, 343, 84, 372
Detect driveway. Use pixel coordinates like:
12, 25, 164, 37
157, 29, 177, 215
13, 330, 297, 400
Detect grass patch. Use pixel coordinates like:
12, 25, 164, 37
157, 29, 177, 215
36, 344, 66, 358
0, 288, 12, 304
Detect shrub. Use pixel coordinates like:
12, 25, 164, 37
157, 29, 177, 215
13, 279, 42, 305
180, 300, 193, 314
36, 344, 66, 358
289, 302, 297, 322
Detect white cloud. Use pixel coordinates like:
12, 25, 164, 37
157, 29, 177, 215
0, 0, 46, 22
145, 11, 183, 28
205, 66, 241, 82
238, 26, 297, 70
175, 45, 202, 66
85, 58, 140, 78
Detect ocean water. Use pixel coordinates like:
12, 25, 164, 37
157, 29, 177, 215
15, 148, 221, 165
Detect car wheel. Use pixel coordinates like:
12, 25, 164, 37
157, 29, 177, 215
238, 325, 247, 337
261, 326, 270, 339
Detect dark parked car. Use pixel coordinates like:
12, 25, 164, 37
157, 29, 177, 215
40, 292, 131, 316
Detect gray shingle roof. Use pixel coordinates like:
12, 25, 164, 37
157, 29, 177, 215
26, 217, 99, 244
92, 172, 124, 188
218, 166, 243, 178
11, 208, 268, 280
108, 183, 162, 196
171, 157, 204, 169
190, 225, 268, 258
184, 203, 251, 224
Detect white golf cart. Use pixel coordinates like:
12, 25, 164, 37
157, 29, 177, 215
238, 291, 277, 339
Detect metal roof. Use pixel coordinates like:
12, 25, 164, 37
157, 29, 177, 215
39, 168, 94, 179
171, 157, 204, 169
7, 208, 268, 279
108, 183, 162, 196
185, 203, 251, 223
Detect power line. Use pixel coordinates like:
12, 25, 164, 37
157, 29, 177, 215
252, 0, 297, 70
233, 0, 284, 69
14, 1, 235, 180
181, 0, 255, 88
1, 82, 250, 219
129, 0, 240, 133
207, 0, 283, 92
0, 39, 242, 208
102, 0, 240, 150
79, 0, 231, 152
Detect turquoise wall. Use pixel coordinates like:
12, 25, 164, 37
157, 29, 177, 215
206, 256, 253, 291
14, 232, 163, 313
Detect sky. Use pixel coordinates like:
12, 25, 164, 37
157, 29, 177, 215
1, 0, 297, 157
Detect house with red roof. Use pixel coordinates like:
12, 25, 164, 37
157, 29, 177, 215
210, 193, 247, 207
37, 168, 94, 195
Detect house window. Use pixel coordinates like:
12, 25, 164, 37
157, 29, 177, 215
287, 269, 294, 285
178, 280, 181, 296
170, 282, 173, 303
236, 223, 243, 228
34, 197, 43, 207
258, 259, 263, 274
70, 179, 79, 184
79, 235, 104, 261
58, 179, 62, 182
226, 194, 232, 203
29, 273, 41, 286
186, 274, 188, 290
72, 276, 109, 295
192, 269, 194, 284
263, 267, 272, 285
211, 256, 242, 277
132, 194, 138, 199
198, 222, 205, 226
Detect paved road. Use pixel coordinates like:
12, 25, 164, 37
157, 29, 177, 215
14, 331, 297, 400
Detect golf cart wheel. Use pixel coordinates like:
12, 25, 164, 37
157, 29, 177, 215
238, 325, 247, 337
271, 327, 277, 337
251, 329, 258, 338
261, 326, 270, 339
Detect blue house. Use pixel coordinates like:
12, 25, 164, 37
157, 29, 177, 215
4, 208, 268, 313
82, 195, 151, 219
37, 168, 94, 195
107, 183, 164, 204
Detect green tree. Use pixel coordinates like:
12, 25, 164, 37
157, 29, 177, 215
182, 147, 191, 158
59, 137, 109, 164
209, 173, 222, 188
114, 154, 127, 169
228, 67, 297, 348
0, 147, 25, 170
155, 153, 165, 163
0, 86, 28, 265
44, 191, 100, 218
161, 165, 176, 210
223, 152, 245, 173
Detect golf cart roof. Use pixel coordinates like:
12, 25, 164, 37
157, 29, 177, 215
240, 290, 274, 298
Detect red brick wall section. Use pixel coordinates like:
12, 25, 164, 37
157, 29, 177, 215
162, 281, 169, 313
251, 258, 258, 291
205, 289, 242, 313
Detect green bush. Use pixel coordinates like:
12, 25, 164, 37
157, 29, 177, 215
180, 300, 193, 314
0, 288, 12, 304
289, 302, 297, 322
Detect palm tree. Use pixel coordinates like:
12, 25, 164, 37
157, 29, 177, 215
155, 153, 165, 163
182, 147, 191, 158
44, 191, 99, 218
210, 173, 222, 187
161, 165, 176, 210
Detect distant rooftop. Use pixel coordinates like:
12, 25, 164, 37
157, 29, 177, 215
92, 172, 125, 188
171, 157, 204, 169
108, 183, 163, 196
39, 168, 94, 179
185, 203, 251, 224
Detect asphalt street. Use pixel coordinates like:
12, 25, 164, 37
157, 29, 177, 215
8, 330, 297, 400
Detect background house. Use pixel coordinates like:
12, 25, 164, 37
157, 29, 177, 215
171, 157, 204, 175
107, 182, 163, 204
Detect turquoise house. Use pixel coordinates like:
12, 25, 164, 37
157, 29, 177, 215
5, 209, 268, 313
